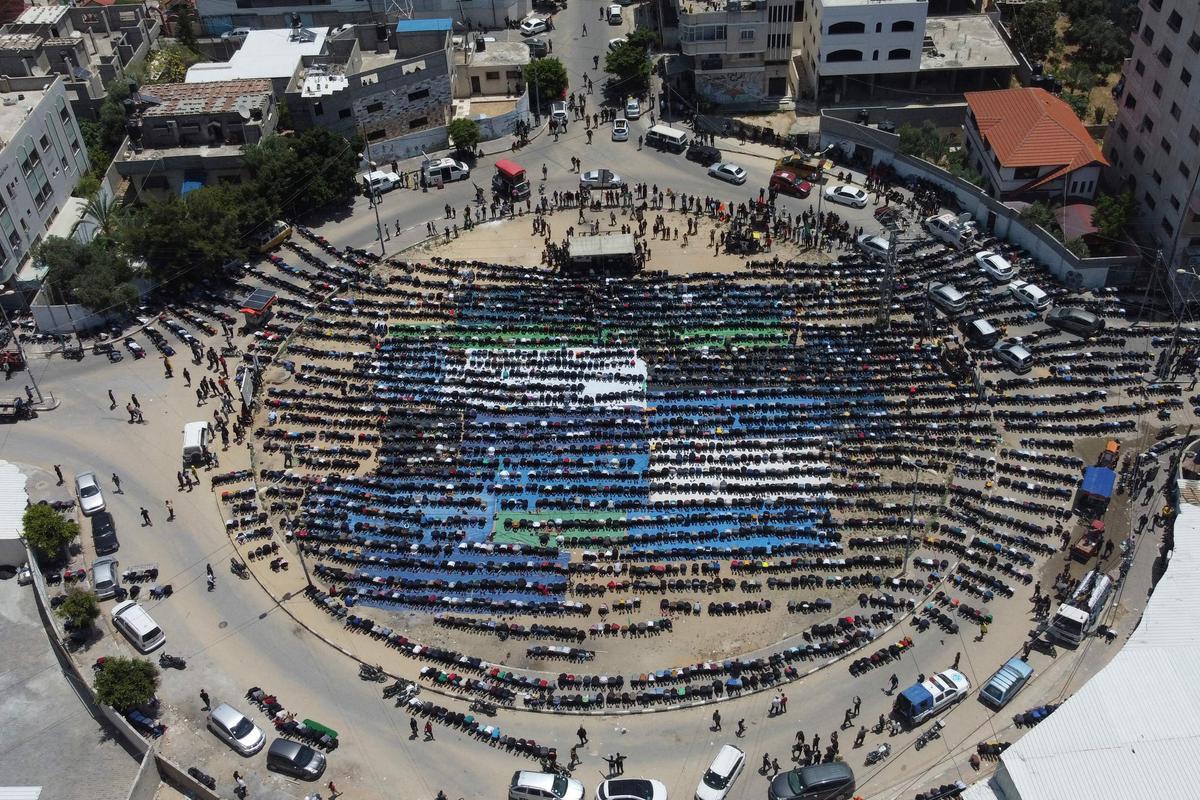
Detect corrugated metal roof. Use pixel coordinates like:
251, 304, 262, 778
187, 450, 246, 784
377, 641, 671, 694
0, 460, 28, 542
975, 453, 1200, 800
964, 88, 1107, 171
0, 789, 42, 800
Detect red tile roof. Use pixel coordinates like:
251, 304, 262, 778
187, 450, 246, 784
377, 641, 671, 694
965, 88, 1107, 182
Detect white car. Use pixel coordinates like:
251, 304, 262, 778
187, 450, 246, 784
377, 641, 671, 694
927, 281, 969, 314
1008, 278, 1050, 311
550, 101, 569, 126
510, 771, 585, 800
625, 97, 641, 119
207, 703, 266, 756
220, 27, 252, 41
520, 16, 548, 35
993, 339, 1035, 373
580, 169, 624, 190
595, 779, 667, 800
975, 250, 1016, 282
612, 118, 629, 141
855, 233, 891, 261
696, 745, 745, 800
823, 184, 868, 208
708, 162, 747, 185
75, 471, 106, 516
609, 37, 628, 52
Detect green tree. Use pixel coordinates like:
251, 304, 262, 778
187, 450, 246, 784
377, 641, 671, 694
1060, 91, 1089, 120
83, 194, 125, 242
604, 42, 652, 93
34, 236, 138, 313
121, 188, 246, 284
1066, 15, 1130, 73
73, 173, 102, 199
245, 127, 361, 216
56, 587, 100, 629
94, 657, 160, 712
1020, 201, 1064, 239
97, 80, 133, 153
524, 57, 568, 103
447, 118, 481, 154
174, 5, 198, 50
1060, 62, 1097, 94
22, 503, 79, 559
1014, 0, 1061, 62
1064, 237, 1091, 258
896, 121, 947, 161
1091, 191, 1134, 242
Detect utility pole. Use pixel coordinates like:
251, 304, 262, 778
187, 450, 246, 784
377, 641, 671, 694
876, 227, 899, 329
359, 124, 386, 256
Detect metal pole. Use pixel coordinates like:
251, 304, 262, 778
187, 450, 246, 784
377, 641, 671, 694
0, 296, 42, 404
359, 124, 386, 256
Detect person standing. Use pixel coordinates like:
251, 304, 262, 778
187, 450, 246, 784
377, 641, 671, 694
112, 473, 122, 493
615, 753, 625, 775
852, 695, 861, 716
410, 718, 418, 738
736, 719, 745, 737
53, 464, 63, 484
424, 720, 433, 740
952, 652, 961, 670
569, 744, 580, 768
108, 389, 116, 409
130, 393, 140, 409
712, 709, 721, 731
165, 500, 174, 520
139, 507, 152, 526
577, 725, 588, 745
200, 688, 211, 710
233, 771, 247, 799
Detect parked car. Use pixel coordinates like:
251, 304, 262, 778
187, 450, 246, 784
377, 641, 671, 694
611, 118, 629, 141
595, 779, 666, 800
823, 184, 868, 208
525, 37, 548, 57
695, 744, 745, 800
220, 27, 252, 41
768, 763, 856, 800
91, 556, 120, 600
959, 317, 1001, 349
686, 143, 721, 166
207, 703, 266, 756
580, 169, 624, 190
975, 250, 1016, 282
1046, 306, 1105, 337
980, 657, 1034, 709
993, 339, 1035, 373
510, 771, 584, 800
266, 738, 326, 779
707, 162, 747, 185
625, 96, 641, 119
550, 101, 569, 126
92, 512, 120, 555
75, 471, 106, 516
520, 16, 549, 35
608, 36, 628, 52
855, 233, 891, 262
1008, 279, 1050, 311
927, 281, 969, 314
607, 4, 622, 23
893, 669, 971, 727
768, 169, 812, 197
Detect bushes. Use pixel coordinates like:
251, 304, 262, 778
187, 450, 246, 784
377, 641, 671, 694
22, 503, 79, 559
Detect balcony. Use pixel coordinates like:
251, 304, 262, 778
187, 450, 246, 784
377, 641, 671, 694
679, 0, 766, 24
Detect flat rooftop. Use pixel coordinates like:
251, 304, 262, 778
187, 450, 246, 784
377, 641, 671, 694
821, 0, 924, 5
921, 14, 1018, 71
186, 27, 327, 83
139, 79, 272, 117
460, 41, 530, 69
13, 5, 69, 26
0, 33, 43, 51
0, 87, 49, 144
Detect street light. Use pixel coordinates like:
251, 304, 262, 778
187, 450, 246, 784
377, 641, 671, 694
1, 289, 42, 405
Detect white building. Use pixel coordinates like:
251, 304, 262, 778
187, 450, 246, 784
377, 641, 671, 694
197, 0, 531, 37
1102, 0, 1200, 301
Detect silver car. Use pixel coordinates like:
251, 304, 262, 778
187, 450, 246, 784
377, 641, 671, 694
207, 703, 265, 756
823, 184, 868, 208
75, 471, 106, 516
993, 339, 1035, 373
580, 169, 624, 190
708, 162, 748, 185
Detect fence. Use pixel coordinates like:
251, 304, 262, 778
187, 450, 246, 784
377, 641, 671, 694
367, 91, 531, 162
819, 113, 1138, 289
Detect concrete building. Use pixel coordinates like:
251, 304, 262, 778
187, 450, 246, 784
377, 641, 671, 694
964, 87, 1106, 203
0, 75, 91, 285
0, 5, 160, 116
1102, 0, 1200, 301
196, 0, 531, 37
673, 0, 798, 104
794, 0, 1016, 104
284, 19, 454, 143
454, 37, 529, 97
186, 26, 329, 93
113, 79, 277, 200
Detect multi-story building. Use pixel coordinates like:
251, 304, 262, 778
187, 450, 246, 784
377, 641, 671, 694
0, 75, 91, 284
196, 0, 531, 37
1102, 0, 1200, 299
674, 0, 797, 104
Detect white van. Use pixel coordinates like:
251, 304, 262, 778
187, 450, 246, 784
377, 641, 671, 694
112, 600, 166, 653
607, 4, 622, 23
362, 170, 401, 196
183, 421, 209, 466
644, 124, 689, 153
421, 158, 470, 187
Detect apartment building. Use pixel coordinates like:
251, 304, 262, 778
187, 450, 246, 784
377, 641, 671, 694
0, 76, 91, 283
674, 0, 797, 104
1103, 0, 1200, 298
197, 0, 531, 37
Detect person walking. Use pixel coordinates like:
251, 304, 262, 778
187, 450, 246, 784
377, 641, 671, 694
854, 726, 867, 748
139, 507, 152, 526
780, 692, 788, 713
112, 473, 122, 493
770, 758, 780, 776
410, 718, 419, 738
582, 23, 587, 36
108, 389, 116, 409
712, 709, 721, 731
843, 708, 853, 729
952, 652, 961, 670
736, 719, 746, 737
200, 689, 211, 709
978, 622, 988, 640
887, 673, 899, 694
165, 500, 175, 520
761, 754, 770, 773
53, 464, 63, 484
577, 725, 588, 745
233, 771, 247, 799
569, 744, 580, 768
852, 695, 861, 717
183, 367, 192, 386
326, 782, 338, 799
424, 720, 433, 740
131, 393, 140, 409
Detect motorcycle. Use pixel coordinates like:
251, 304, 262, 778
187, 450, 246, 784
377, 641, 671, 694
230, 558, 249, 579
158, 652, 187, 670
914, 720, 943, 750
359, 663, 386, 682
864, 742, 891, 766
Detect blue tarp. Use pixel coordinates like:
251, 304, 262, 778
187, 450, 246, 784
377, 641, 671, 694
395, 18, 452, 33
1081, 466, 1116, 500
897, 683, 933, 718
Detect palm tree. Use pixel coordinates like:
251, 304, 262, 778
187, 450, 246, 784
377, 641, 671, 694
83, 193, 124, 243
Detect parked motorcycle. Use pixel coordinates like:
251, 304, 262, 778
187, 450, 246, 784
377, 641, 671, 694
158, 652, 187, 670
864, 742, 891, 765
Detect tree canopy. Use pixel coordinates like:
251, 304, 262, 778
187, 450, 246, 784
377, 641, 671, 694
1091, 191, 1134, 251
604, 38, 653, 93
447, 118, 481, 154
524, 58, 569, 102
57, 587, 100, 629
94, 657, 159, 711
22, 503, 79, 559
242, 127, 362, 219
1013, 0, 1061, 62
34, 236, 139, 313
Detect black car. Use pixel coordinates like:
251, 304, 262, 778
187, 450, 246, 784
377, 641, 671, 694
525, 37, 548, 57
91, 512, 119, 555
1045, 306, 1105, 337
686, 143, 721, 166
266, 738, 326, 779
768, 763, 856, 800
959, 317, 1001, 348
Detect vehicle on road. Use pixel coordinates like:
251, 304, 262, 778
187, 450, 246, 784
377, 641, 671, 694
855, 233, 891, 262
1008, 278, 1050, 311
975, 250, 1016, 282
267, 738, 326, 779
595, 778, 666, 800
493, 159, 531, 199
608, 36, 628, 51
112, 600, 166, 653
993, 339, 1035, 373
92, 556, 120, 600
1050, 570, 1115, 646
207, 703, 266, 756
510, 771, 584, 800
695, 744, 745, 800
774, 153, 831, 182
92, 512, 120, 555
644, 124, 689, 153
362, 170, 401, 195
580, 169, 624, 189
612, 118, 629, 141
707, 162, 747, 185
1046, 307, 1105, 337
75, 471, 105, 515
608, 5, 622, 23
927, 281, 969, 314
685, 142, 719, 164
551, 101, 569, 126
980, 657, 1034, 709
768, 169, 812, 197
768, 763, 856, 800
625, 96, 641, 119
525, 37, 548, 57
924, 212, 978, 249
520, 16, 549, 35
823, 184, 868, 208
893, 669, 970, 727
421, 158, 470, 187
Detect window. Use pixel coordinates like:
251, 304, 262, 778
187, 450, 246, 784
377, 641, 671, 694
1171, 195, 1181, 211
1184, 68, 1193, 87
1158, 45, 1173, 67
1153, 170, 1163, 185
1124, 93, 1137, 109
1144, 191, 1156, 209
485, 71, 499, 80
408, 88, 429, 101
505, 71, 521, 79
1134, 145, 1146, 163
59, 104, 69, 124
1013, 166, 1039, 179
1118, 123, 1128, 141
38, 134, 48, 151
826, 49, 863, 62
1162, 217, 1174, 236
892, 20, 914, 32
1141, 25, 1154, 46
338, 108, 352, 119
827, 21, 864, 35
1162, 136, 1172, 154
1140, 114, 1154, 134
1152, 80, 1162, 97
313, 101, 324, 116
365, 101, 383, 113
1191, 32, 1200, 53
1167, 11, 1182, 32
888, 48, 911, 60
1182, 162, 1193, 181
408, 117, 427, 129
1192, 126, 1200, 146
367, 128, 385, 140
740, 29, 754, 39
1147, 0, 1160, 9
1135, 59, 1145, 75
1171, 103, 1181, 121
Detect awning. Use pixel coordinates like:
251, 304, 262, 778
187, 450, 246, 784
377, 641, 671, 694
240, 287, 277, 317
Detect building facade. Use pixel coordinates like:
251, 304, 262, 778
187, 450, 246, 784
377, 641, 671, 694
197, 0, 531, 36
795, 0, 925, 101
0, 75, 91, 284
1102, 0, 1200, 299
674, 0, 797, 104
